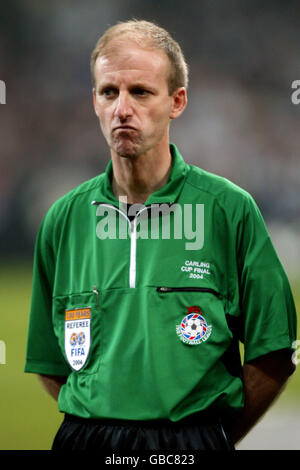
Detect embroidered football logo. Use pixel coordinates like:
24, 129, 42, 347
176, 306, 212, 345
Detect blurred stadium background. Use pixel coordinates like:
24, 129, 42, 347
0, 0, 299, 450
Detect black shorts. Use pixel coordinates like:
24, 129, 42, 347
52, 412, 235, 451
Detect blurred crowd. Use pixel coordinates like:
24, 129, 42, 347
0, 0, 299, 276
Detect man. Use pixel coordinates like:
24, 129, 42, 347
25, 20, 297, 451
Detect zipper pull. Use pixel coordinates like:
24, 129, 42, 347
93, 286, 99, 309
157, 287, 172, 292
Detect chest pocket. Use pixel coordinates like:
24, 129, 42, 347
156, 285, 242, 382
156, 286, 231, 346
52, 289, 101, 374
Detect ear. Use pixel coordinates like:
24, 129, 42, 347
93, 88, 99, 117
169, 87, 187, 120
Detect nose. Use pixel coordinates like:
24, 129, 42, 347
114, 91, 133, 121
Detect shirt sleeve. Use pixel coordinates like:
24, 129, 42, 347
24, 211, 71, 376
237, 194, 297, 363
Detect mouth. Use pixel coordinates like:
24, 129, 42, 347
113, 125, 137, 132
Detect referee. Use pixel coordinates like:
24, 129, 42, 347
25, 19, 297, 451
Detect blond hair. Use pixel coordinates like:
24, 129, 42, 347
90, 19, 189, 94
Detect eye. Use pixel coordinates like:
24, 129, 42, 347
101, 87, 118, 98
131, 87, 150, 96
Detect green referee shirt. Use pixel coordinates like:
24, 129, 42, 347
25, 144, 297, 421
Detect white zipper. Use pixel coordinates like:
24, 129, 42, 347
129, 206, 148, 288
129, 217, 137, 288
93, 202, 148, 289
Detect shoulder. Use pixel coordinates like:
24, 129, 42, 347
185, 164, 255, 210
41, 172, 106, 229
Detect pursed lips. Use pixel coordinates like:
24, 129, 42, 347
113, 125, 137, 132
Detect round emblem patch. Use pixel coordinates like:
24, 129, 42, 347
176, 306, 212, 345
70, 333, 78, 346
78, 331, 86, 345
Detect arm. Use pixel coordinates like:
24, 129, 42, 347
25, 212, 71, 379
229, 348, 296, 445
38, 374, 68, 401
231, 195, 297, 444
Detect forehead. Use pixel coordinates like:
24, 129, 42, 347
94, 41, 170, 86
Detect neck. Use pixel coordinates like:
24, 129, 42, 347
111, 144, 172, 204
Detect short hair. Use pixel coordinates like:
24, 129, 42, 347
90, 19, 189, 95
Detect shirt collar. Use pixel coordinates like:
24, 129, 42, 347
100, 143, 189, 205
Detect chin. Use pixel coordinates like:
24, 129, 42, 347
113, 142, 142, 159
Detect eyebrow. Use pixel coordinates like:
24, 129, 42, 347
97, 81, 158, 94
